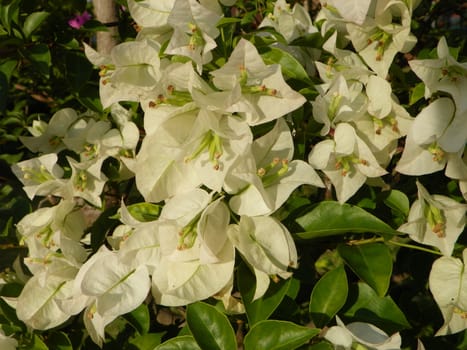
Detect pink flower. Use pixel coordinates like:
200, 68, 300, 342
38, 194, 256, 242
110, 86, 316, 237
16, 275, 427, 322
68, 11, 91, 29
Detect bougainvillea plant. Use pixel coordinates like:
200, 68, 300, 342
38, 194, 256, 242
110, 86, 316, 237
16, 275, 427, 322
0, 0, 466, 349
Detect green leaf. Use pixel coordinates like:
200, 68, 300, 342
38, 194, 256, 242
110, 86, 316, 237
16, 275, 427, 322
78, 84, 103, 112
409, 82, 425, 105
127, 202, 161, 222
46, 331, 72, 350
261, 47, 312, 84
129, 333, 165, 350
0, 298, 23, 329
237, 262, 291, 325
0, 59, 17, 82
295, 201, 399, 240
309, 264, 348, 327
89, 207, 119, 252
65, 51, 93, 91
243, 320, 319, 350
24, 43, 51, 78
29, 334, 49, 350
186, 302, 237, 350
124, 303, 150, 335
337, 243, 392, 297
381, 190, 410, 218
23, 11, 49, 38
341, 282, 410, 334
0, 0, 20, 33
0, 70, 8, 111
309, 342, 334, 350
155, 336, 201, 350
217, 17, 242, 27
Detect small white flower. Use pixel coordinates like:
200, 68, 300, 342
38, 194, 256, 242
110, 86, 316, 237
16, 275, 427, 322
0, 328, 17, 350
65, 157, 107, 207
398, 181, 467, 256
409, 37, 467, 113
11, 153, 65, 199
227, 215, 297, 299
19, 108, 79, 153
396, 97, 467, 176
429, 249, 467, 335
226, 119, 323, 216
346, 0, 417, 77
210, 38, 306, 125
259, 0, 318, 43
309, 123, 387, 203
165, 0, 222, 73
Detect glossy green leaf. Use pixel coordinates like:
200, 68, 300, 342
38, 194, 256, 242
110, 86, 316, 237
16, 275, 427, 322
295, 201, 398, 239
90, 207, 119, 251
24, 44, 51, 78
0, 59, 16, 82
309, 264, 348, 327
0, 59, 16, 109
65, 51, 94, 92
338, 243, 392, 297
186, 302, 236, 350
382, 190, 410, 217
47, 331, 72, 350
244, 320, 319, 350
0, 298, 23, 329
28, 334, 48, 350
309, 342, 334, 350
237, 262, 291, 325
129, 333, 165, 350
124, 303, 150, 334
409, 82, 425, 105
127, 202, 161, 222
23, 11, 49, 38
0, 0, 20, 33
217, 17, 242, 27
261, 47, 312, 84
77, 85, 103, 113
0, 70, 7, 111
341, 282, 410, 334
155, 335, 201, 350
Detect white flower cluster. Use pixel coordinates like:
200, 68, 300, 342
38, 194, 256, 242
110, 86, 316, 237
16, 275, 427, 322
7, 0, 467, 347
8, 0, 325, 346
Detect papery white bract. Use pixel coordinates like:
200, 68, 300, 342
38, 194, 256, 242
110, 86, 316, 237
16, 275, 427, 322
311, 74, 366, 136
429, 249, 467, 335
308, 123, 387, 203
11, 153, 65, 199
0, 328, 17, 350
226, 119, 323, 216
398, 181, 467, 256
165, 0, 222, 73
396, 97, 466, 176
85, 39, 162, 108
325, 316, 402, 349
19, 108, 80, 153
259, 0, 318, 43
227, 215, 297, 300
210, 38, 306, 125
346, 0, 417, 77
73, 246, 150, 345
16, 270, 79, 330
409, 36, 467, 111
127, 0, 175, 32
65, 157, 107, 207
